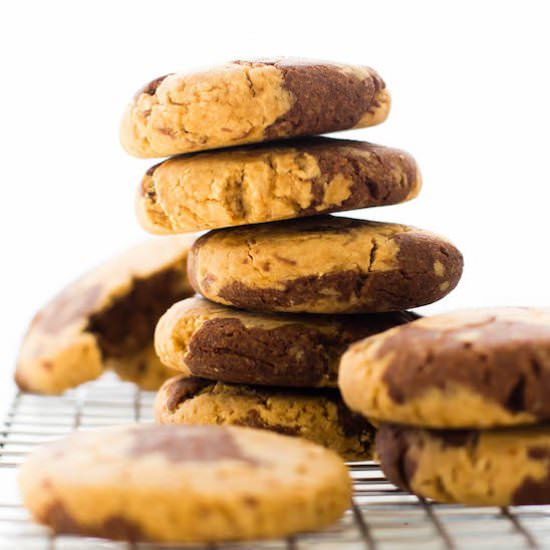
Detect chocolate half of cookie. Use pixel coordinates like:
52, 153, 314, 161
156, 375, 376, 461
155, 296, 418, 388
254, 58, 389, 140
376, 422, 550, 506
138, 137, 421, 234
15, 236, 194, 394
188, 215, 463, 314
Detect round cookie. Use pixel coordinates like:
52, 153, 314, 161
155, 296, 418, 388
138, 138, 421, 234
376, 423, 550, 506
120, 58, 390, 158
19, 424, 351, 542
339, 307, 550, 428
155, 375, 376, 460
15, 236, 194, 394
188, 216, 463, 314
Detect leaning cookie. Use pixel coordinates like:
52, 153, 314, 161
19, 424, 351, 542
188, 216, 463, 314
15, 236, 194, 394
155, 296, 418, 388
155, 375, 375, 461
339, 308, 550, 428
138, 138, 420, 234
376, 423, 550, 506
120, 58, 389, 158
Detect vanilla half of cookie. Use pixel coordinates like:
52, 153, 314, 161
15, 236, 194, 394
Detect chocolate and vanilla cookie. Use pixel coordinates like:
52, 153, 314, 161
19, 424, 351, 542
376, 423, 550, 506
155, 296, 418, 388
137, 138, 420, 234
16, 236, 194, 394
108, 345, 177, 391
120, 58, 390, 158
155, 375, 375, 460
188, 216, 463, 314
339, 308, 550, 428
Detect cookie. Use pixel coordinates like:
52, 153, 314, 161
376, 423, 550, 506
19, 424, 351, 542
137, 138, 420, 234
108, 345, 177, 391
188, 216, 463, 314
155, 296, 417, 388
155, 374, 375, 460
15, 236, 193, 394
339, 308, 550, 428
120, 58, 389, 158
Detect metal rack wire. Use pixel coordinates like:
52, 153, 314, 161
1, 373, 549, 549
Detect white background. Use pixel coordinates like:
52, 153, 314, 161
1, 1, 549, 405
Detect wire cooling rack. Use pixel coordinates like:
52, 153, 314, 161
1, 374, 550, 549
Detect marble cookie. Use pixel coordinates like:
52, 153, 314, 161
155, 295, 417, 388
19, 424, 351, 542
188, 216, 463, 314
155, 374, 376, 460
16, 236, 194, 394
377, 422, 550, 506
138, 138, 420, 233
120, 58, 389, 157
340, 308, 550, 428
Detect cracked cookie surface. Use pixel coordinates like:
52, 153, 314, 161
120, 58, 389, 158
15, 236, 194, 394
19, 424, 351, 542
137, 138, 420, 233
155, 296, 417, 387
155, 374, 375, 460
188, 216, 463, 314
376, 423, 550, 506
339, 308, 550, 428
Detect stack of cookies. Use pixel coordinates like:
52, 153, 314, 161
339, 308, 550, 505
120, 58, 464, 460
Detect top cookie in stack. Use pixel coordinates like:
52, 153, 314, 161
119, 59, 463, 460
121, 58, 390, 158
